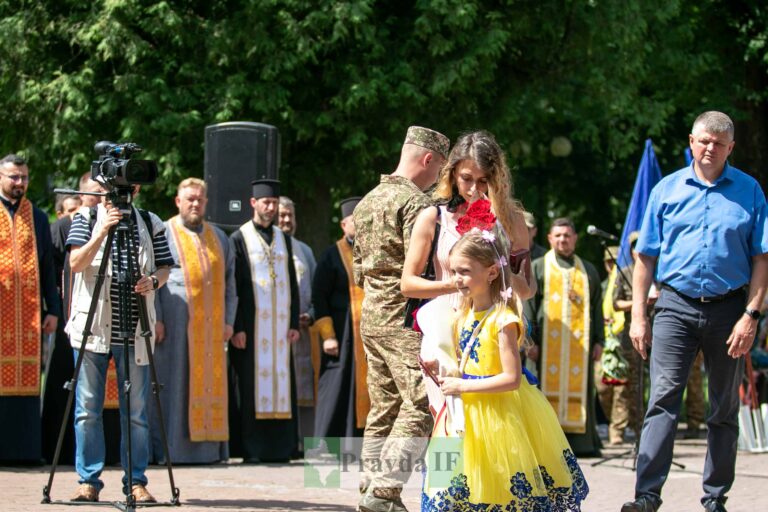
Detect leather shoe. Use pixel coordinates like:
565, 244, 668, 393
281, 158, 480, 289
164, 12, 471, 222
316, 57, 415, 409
621, 495, 661, 512
70, 483, 99, 502
131, 484, 156, 503
703, 498, 727, 512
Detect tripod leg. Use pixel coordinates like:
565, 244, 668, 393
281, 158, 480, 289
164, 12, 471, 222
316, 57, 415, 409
43, 228, 115, 503
121, 343, 136, 509
123, 213, 180, 505
135, 292, 181, 504
109, 225, 137, 508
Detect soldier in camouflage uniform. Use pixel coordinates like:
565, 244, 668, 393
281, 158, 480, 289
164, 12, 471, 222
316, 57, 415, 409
353, 126, 449, 512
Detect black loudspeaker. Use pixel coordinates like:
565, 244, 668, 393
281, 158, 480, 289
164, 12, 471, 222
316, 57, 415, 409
204, 122, 280, 230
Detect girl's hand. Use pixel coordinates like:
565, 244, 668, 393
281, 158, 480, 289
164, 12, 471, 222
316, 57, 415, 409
439, 376, 464, 396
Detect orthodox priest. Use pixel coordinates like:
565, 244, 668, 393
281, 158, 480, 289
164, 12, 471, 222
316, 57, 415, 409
150, 178, 237, 463
42, 175, 102, 464
0, 154, 60, 463
278, 196, 317, 443
229, 178, 300, 463
524, 217, 604, 457
313, 197, 369, 437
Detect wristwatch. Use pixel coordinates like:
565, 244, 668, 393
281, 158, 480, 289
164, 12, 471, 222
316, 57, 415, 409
150, 275, 159, 290
745, 308, 760, 320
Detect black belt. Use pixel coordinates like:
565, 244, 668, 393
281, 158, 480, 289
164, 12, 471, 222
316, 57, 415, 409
661, 283, 746, 303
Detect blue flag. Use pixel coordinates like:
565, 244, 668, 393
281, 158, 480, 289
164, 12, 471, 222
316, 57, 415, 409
617, 139, 663, 268
684, 147, 693, 166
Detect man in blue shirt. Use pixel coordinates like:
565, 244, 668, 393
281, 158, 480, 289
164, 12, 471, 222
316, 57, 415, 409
622, 112, 768, 512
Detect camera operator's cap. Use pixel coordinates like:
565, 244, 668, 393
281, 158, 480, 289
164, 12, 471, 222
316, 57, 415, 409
251, 178, 281, 199
340, 196, 362, 219
404, 126, 450, 158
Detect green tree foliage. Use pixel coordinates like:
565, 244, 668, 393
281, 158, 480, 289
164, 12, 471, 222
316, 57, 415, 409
0, 1, 765, 262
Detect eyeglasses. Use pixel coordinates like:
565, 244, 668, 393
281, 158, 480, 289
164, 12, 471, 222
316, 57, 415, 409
0, 173, 30, 183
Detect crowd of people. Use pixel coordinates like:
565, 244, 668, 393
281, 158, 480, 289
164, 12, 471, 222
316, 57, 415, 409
0, 110, 765, 512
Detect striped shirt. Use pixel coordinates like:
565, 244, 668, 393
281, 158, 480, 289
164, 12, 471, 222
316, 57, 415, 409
67, 208, 174, 343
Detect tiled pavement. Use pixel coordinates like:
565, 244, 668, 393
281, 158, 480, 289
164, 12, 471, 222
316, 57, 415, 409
3, 438, 766, 511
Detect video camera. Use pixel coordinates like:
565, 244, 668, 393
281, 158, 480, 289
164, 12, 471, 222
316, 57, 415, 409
91, 141, 158, 189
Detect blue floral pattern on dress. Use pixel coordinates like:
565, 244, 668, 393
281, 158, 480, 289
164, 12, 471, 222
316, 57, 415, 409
458, 320, 481, 363
421, 449, 588, 512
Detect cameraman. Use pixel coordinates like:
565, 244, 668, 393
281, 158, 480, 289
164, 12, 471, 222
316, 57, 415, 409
64, 185, 173, 503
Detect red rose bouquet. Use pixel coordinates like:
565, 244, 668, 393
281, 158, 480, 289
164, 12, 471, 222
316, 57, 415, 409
456, 199, 496, 235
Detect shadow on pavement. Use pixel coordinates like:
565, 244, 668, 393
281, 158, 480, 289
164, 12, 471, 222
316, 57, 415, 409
183, 499, 356, 510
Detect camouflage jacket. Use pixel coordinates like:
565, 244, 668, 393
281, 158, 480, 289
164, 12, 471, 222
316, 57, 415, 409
353, 175, 432, 332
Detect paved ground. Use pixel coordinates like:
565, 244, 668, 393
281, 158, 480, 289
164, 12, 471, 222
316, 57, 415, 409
3, 438, 767, 511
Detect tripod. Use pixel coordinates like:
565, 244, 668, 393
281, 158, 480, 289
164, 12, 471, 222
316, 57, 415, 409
42, 201, 180, 510
591, 239, 685, 470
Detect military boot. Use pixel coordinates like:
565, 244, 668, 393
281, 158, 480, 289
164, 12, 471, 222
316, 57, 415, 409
358, 488, 408, 512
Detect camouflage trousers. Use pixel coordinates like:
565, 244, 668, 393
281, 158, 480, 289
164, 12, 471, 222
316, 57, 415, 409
359, 327, 432, 498
596, 345, 642, 444
685, 351, 707, 428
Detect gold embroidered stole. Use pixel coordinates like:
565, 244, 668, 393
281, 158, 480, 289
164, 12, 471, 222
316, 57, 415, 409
104, 359, 119, 409
0, 199, 41, 396
541, 250, 591, 433
336, 238, 370, 428
170, 217, 228, 440
240, 223, 292, 419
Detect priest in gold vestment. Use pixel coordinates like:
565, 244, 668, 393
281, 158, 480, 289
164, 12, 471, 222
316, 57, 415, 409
149, 178, 237, 463
313, 197, 369, 437
0, 154, 60, 462
524, 217, 604, 457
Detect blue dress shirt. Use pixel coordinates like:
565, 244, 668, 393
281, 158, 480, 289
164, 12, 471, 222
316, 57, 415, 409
636, 162, 768, 298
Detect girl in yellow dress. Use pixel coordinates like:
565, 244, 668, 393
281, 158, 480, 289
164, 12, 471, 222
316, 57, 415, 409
421, 230, 588, 511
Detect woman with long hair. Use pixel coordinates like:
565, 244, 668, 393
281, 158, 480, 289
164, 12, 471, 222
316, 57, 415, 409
401, 130, 535, 306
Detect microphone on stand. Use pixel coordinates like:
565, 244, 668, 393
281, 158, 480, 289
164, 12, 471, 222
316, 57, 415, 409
586, 225, 619, 242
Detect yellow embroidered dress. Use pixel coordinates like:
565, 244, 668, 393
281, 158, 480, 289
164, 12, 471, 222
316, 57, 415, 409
421, 305, 588, 511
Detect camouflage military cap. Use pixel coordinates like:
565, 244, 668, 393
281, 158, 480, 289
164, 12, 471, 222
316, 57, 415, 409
404, 126, 450, 158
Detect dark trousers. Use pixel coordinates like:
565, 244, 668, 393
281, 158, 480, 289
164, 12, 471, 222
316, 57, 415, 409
635, 289, 744, 503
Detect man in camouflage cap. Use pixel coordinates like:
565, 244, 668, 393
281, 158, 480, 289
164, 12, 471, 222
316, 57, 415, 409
402, 125, 450, 158
353, 125, 449, 512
